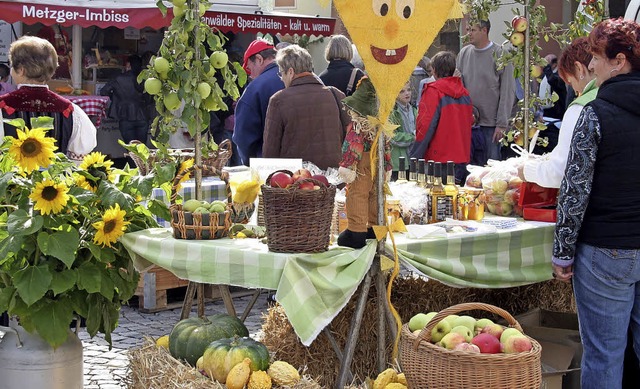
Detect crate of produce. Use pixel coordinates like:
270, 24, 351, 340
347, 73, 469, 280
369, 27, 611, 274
170, 165, 232, 240
400, 302, 542, 389
261, 170, 336, 253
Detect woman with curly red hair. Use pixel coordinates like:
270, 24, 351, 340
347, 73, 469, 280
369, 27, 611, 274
552, 18, 640, 388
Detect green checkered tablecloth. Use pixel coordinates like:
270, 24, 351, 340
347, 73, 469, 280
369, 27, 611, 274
121, 229, 376, 346
151, 177, 227, 227
389, 221, 555, 288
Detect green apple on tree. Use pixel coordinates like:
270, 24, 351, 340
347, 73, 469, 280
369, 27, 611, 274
171, 0, 186, 6
197, 82, 212, 99
210, 51, 229, 69
153, 57, 170, 73
163, 92, 181, 111
144, 78, 162, 95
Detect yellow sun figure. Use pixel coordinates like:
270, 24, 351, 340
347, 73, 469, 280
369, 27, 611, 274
333, 0, 462, 123
8, 127, 57, 173
29, 178, 70, 215
176, 158, 195, 190
93, 203, 130, 248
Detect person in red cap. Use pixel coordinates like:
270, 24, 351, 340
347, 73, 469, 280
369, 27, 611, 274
232, 38, 284, 165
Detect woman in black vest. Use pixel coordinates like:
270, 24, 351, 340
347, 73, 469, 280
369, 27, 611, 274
552, 18, 640, 389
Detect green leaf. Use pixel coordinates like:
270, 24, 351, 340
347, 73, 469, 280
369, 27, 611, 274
30, 116, 54, 129
0, 286, 16, 312
0, 171, 13, 194
88, 241, 116, 263
99, 271, 115, 300
98, 180, 135, 210
233, 62, 248, 87
77, 262, 102, 293
50, 268, 77, 295
31, 299, 75, 348
0, 235, 24, 265
37, 225, 79, 268
7, 210, 43, 236
13, 264, 53, 306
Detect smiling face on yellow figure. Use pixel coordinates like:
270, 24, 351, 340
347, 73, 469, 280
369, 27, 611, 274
334, 0, 458, 123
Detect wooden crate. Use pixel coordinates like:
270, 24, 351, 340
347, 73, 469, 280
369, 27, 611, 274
135, 265, 190, 313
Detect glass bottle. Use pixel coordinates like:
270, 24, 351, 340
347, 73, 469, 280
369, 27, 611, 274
409, 158, 418, 182
430, 162, 450, 223
417, 159, 426, 188
444, 162, 459, 219
424, 160, 435, 223
396, 157, 408, 183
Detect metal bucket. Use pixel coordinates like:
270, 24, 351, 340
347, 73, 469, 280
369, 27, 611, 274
0, 321, 83, 389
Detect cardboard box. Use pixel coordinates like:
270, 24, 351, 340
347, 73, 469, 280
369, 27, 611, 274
516, 309, 582, 389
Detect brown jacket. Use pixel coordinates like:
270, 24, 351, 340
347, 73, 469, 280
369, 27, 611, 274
262, 74, 349, 170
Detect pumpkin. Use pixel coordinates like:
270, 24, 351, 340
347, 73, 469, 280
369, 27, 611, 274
168, 314, 249, 366
202, 336, 270, 383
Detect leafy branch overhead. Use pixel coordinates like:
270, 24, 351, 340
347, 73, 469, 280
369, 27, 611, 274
139, 0, 247, 145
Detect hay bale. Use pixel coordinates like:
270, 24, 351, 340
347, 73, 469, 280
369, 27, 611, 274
126, 337, 332, 389
261, 275, 576, 386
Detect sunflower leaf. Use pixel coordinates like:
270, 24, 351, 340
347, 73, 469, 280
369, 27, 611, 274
7, 210, 43, 236
31, 299, 75, 348
37, 226, 79, 268
77, 262, 102, 293
13, 264, 52, 306
50, 268, 77, 295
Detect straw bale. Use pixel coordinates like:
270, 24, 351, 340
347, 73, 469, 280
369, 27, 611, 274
261, 275, 576, 386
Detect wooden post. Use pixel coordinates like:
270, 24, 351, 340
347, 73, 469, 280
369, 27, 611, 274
523, 3, 531, 151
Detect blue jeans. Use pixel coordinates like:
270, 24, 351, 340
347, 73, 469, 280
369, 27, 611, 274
119, 120, 149, 144
470, 126, 501, 166
572, 243, 640, 389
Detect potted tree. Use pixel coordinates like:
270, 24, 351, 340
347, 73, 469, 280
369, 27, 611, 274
0, 117, 161, 387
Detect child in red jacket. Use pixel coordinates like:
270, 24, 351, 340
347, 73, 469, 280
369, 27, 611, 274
410, 51, 474, 184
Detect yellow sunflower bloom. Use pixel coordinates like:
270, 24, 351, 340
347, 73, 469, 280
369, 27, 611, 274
176, 158, 195, 190
80, 152, 114, 186
29, 178, 70, 215
92, 203, 130, 248
8, 127, 57, 173
74, 173, 94, 191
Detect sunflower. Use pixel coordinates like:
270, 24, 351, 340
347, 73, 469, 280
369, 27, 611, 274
79, 152, 114, 190
29, 178, 70, 215
176, 158, 195, 190
8, 127, 57, 173
92, 203, 130, 248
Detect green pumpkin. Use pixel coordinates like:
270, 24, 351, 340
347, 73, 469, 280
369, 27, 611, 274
168, 314, 249, 366
202, 336, 270, 383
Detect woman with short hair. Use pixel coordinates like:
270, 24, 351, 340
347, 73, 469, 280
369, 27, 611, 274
318, 34, 364, 96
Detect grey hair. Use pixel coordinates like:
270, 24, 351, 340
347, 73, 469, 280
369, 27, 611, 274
324, 34, 353, 62
276, 44, 313, 74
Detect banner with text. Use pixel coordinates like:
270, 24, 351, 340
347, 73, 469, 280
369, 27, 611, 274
203, 11, 335, 36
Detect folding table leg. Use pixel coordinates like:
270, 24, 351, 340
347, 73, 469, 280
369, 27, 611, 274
180, 282, 197, 320
218, 285, 237, 317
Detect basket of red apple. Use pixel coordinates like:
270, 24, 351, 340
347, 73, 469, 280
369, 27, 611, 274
261, 169, 336, 253
399, 302, 542, 389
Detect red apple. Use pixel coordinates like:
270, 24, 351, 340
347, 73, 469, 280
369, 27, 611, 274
270, 172, 294, 188
292, 168, 312, 181
297, 181, 315, 190
311, 174, 329, 187
512, 16, 528, 32
471, 333, 502, 354
510, 32, 525, 47
481, 323, 505, 339
503, 335, 533, 353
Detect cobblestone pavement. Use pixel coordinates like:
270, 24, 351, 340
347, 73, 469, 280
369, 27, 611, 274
81, 291, 270, 389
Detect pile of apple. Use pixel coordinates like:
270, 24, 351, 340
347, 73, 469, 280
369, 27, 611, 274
269, 168, 330, 190
182, 199, 227, 214
408, 312, 533, 354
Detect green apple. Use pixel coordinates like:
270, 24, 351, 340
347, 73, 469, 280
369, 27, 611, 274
199, 3, 207, 16
153, 57, 170, 74
408, 313, 429, 332
500, 327, 523, 344
193, 206, 210, 214
172, 5, 185, 18
171, 0, 186, 6
503, 334, 532, 353
184, 199, 202, 212
442, 315, 459, 328
440, 332, 467, 350
424, 312, 438, 326
210, 204, 225, 213
163, 92, 181, 111
474, 318, 494, 334
144, 78, 162, 95
210, 51, 229, 69
450, 325, 473, 342
197, 82, 212, 99
430, 320, 451, 343
452, 315, 476, 332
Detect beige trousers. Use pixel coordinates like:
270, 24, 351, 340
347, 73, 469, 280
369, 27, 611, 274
345, 152, 379, 232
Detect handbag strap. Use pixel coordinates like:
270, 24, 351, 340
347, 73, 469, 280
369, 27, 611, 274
345, 68, 360, 96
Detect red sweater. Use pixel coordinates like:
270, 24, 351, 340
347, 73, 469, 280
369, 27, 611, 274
411, 76, 473, 163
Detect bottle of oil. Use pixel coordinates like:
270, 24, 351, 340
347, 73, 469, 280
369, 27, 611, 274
396, 157, 408, 183
409, 158, 418, 182
444, 161, 458, 219
424, 160, 435, 223
417, 159, 426, 188
430, 162, 451, 223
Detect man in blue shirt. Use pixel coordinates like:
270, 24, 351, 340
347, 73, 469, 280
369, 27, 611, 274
232, 39, 285, 166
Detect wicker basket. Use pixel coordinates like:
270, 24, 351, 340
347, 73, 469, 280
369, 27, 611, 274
127, 139, 233, 175
399, 302, 542, 389
169, 164, 232, 240
261, 170, 336, 253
